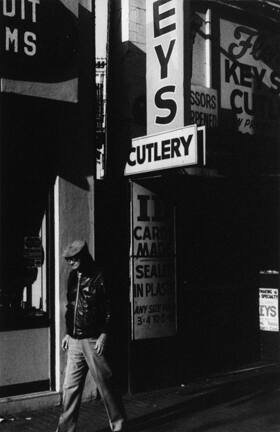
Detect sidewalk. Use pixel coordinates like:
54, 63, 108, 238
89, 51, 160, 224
0, 363, 280, 431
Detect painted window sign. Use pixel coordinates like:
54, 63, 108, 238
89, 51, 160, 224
259, 288, 279, 332
130, 183, 177, 340
220, 19, 280, 136
146, 0, 184, 134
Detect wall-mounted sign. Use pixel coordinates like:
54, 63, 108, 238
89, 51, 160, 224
190, 84, 218, 128
130, 182, 177, 340
146, 0, 184, 134
125, 124, 197, 176
0, 0, 83, 102
259, 288, 279, 332
24, 236, 44, 268
220, 19, 280, 136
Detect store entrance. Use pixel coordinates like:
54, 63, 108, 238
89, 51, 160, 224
176, 185, 257, 379
140, 175, 261, 382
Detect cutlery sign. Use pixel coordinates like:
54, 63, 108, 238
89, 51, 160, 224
125, 124, 197, 175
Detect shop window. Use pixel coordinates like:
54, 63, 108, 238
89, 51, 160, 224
22, 216, 47, 316
0, 210, 52, 331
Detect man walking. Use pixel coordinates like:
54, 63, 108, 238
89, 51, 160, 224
56, 240, 126, 432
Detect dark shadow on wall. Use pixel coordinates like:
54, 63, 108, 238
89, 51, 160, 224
0, 2, 95, 321
106, 37, 147, 179
103, 4, 148, 390
210, 29, 280, 272
193, 22, 280, 275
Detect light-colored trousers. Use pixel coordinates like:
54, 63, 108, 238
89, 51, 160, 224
56, 337, 125, 432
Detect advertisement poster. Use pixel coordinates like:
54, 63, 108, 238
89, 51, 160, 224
130, 182, 177, 340
220, 19, 280, 136
259, 288, 279, 332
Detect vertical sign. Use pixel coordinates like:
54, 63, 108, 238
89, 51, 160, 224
146, 0, 184, 134
130, 182, 177, 340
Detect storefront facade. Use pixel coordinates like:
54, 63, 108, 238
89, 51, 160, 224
0, 0, 97, 414
106, 0, 280, 393
1, 0, 279, 414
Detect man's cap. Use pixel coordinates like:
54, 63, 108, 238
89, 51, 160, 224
63, 240, 86, 259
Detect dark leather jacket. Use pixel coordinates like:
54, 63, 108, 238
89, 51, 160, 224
65, 268, 111, 339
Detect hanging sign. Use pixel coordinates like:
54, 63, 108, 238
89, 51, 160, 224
146, 0, 184, 134
125, 124, 197, 175
130, 183, 177, 340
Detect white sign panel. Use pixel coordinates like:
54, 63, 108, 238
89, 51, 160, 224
190, 84, 218, 128
124, 124, 197, 176
146, 0, 184, 134
259, 288, 279, 332
130, 183, 177, 340
220, 19, 280, 136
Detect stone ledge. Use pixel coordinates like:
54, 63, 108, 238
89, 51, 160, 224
0, 391, 61, 416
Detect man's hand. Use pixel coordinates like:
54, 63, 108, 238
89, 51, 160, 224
62, 335, 70, 351
95, 333, 107, 356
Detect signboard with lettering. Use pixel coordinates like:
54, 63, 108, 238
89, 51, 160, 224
125, 124, 197, 176
24, 236, 44, 268
146, 0, 184, 134
220, 19, 280, 136
259, 288, 279, 332
130, 182, 177, 340
0, 0, 81, 102
190, 84, 218, 128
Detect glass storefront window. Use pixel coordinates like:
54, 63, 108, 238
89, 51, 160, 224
0, 212, 51, 331
22, 215, 47, 315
